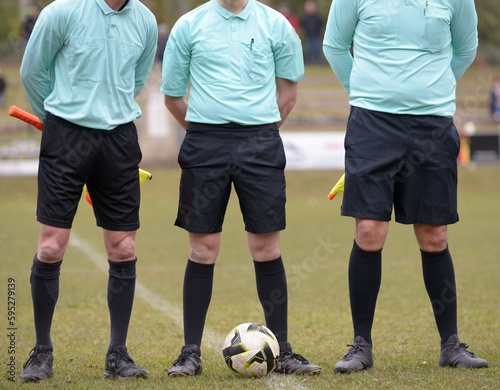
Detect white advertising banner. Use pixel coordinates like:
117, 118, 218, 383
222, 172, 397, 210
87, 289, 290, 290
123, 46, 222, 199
281, 132, 345, 170
0, 160, 39, 176
0, 132, 347, 176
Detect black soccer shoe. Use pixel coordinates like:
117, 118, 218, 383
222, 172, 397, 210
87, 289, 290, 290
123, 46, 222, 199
439, 334, 489, 368
104, 345, 148, 380
19, 345, 54, 383
334, 336, 373, 373
274, 342, 322, 375
167, 344, 203, 377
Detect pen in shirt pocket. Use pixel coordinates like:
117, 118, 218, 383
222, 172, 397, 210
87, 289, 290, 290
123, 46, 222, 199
250, 38, 254, 51
424, 0, 428, 15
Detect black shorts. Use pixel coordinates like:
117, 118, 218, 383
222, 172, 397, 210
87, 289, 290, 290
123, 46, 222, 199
175, 122, 286, 234
342, 106, 460, 225
37, 113, 142, 230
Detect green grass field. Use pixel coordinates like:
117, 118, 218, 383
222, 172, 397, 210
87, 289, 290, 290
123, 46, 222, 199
1, 58, 499, 388
1, 166, 499, 389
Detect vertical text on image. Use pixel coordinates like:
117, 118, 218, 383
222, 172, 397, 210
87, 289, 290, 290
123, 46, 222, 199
6, 278, 16, 382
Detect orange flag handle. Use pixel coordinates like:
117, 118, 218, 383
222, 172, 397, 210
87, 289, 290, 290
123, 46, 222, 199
9, 106, 44, 131
9, 105, 153, 208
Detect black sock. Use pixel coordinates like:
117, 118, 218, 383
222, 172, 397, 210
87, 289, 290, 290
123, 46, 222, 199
30, 255, 62, 350
183, 260, 214, 348
254, 257, 288, 344
107, 258, 137, 353
348, 241, 382, 344
421, 247, 458, 343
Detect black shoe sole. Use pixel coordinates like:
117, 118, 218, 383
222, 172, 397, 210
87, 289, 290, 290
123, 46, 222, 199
274, 368, 322, 375
167, 370, 202, 377
19, 368, 54, 383
104, 371, 148, 380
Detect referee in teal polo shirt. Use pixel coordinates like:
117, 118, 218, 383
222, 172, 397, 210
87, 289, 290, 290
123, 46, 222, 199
323, 0, 488, 373
161, 0, 322, 377
19, 0, 157, 383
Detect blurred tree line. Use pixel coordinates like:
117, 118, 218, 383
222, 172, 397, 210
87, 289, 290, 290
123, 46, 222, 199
1, 0, 499, 63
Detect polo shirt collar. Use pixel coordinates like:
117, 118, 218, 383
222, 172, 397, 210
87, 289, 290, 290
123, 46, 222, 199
95, 0, 135, 14
211, 0, 254, 20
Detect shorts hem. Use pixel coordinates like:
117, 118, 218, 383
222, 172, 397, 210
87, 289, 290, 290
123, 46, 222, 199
341, 211, 391, 222
394, 217, 459, 225
37, 216, 72, 229
97, 222, 140, 231
245, 225, 286, 234
175, 222, 222, 234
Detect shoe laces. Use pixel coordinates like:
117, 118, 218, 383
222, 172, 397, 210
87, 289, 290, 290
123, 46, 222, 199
173, 350, 199, 366
111, 346, 135, 365
344, 343, 368, 358
280, 351, 310, 364
23, 348, 50, 369
453, 342, 476, 356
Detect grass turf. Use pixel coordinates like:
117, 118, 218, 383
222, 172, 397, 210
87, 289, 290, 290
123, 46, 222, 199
1, 166, 499, 389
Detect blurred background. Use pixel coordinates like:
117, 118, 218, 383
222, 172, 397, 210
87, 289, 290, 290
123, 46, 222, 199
2, 0, 499, 63
0, 3, 498, 387
1, 0, 499, 171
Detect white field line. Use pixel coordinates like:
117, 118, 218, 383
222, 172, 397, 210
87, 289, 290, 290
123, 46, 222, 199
69, 232, 309, 390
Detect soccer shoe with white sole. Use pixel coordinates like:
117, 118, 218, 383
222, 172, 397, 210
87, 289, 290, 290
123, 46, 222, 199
167, 344, 203, 377
274, 342, 322, 375
334, 336, 373, 373
19, 345, 54, 383
439, 334, 488, 368
104, 345, 148, 380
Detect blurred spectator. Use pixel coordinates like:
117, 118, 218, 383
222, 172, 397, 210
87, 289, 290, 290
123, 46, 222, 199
278, 3, 301, 35
300, 0, 324, 64
0, 70, 6, 108
490, 78, 500, 122
22, 4, 40, 46
156, 23, 170, 66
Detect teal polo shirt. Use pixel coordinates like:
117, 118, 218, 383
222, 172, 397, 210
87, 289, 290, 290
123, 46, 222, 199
161, 0, 304, 125
20, 0, 158, 129
323, 0, 478, 117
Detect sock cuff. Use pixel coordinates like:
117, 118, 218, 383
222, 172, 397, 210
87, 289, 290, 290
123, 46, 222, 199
352, 240, 382, 256
253, 256, 283, 272
420, 245, 450, 257
108, 258, 137, 279
31, 255, 62, 279
186, 259, 215, 277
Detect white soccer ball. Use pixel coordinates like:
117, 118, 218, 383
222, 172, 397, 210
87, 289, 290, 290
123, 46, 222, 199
222, 323, 280, 378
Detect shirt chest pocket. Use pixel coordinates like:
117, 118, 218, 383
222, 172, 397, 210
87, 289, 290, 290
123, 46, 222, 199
192, 43, 231, 84
240, 42, 273, 85
117, 42, 143, 89
361, 5, 399, 47
67, 37, 105, 82
421, 15, 450, 52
